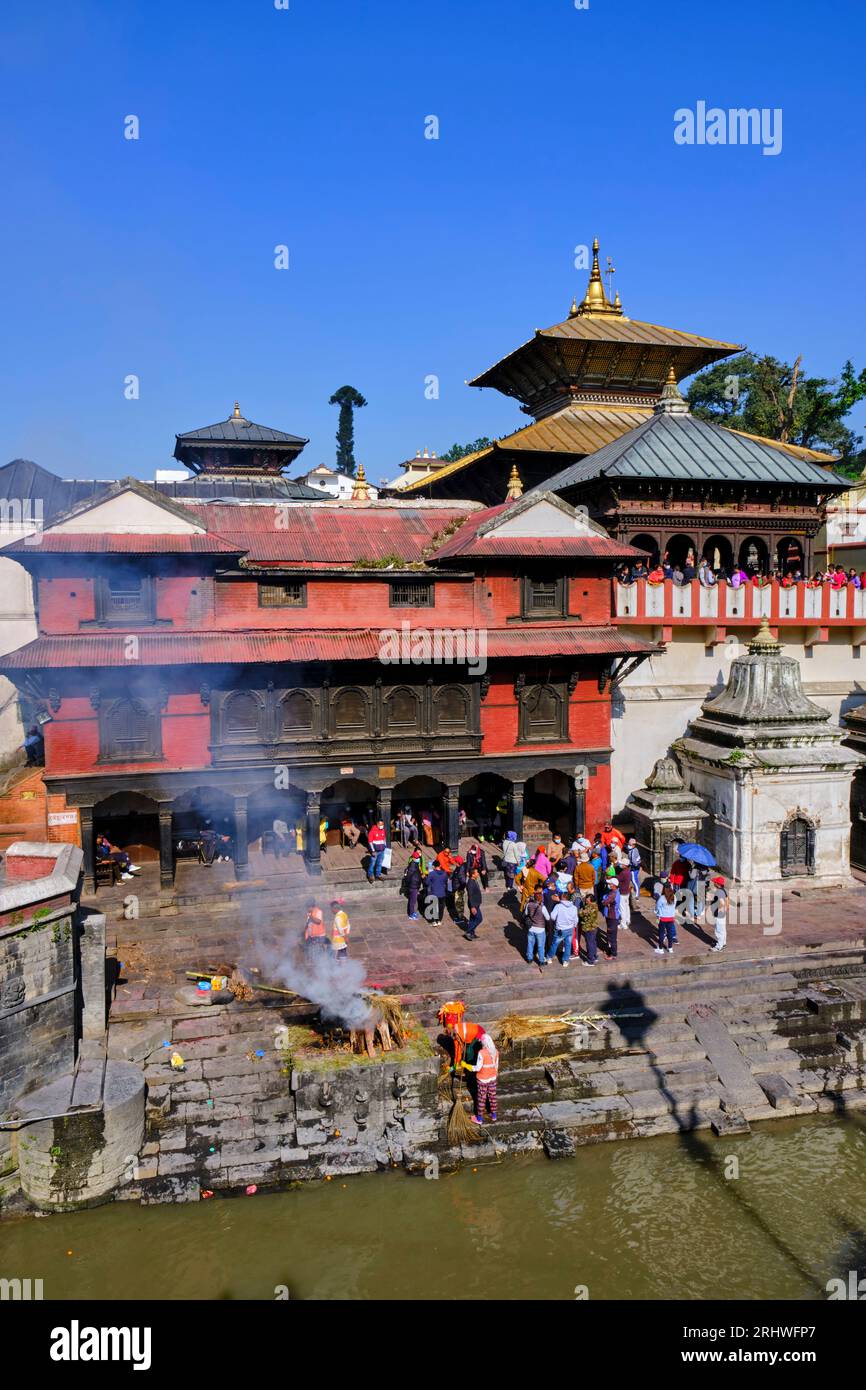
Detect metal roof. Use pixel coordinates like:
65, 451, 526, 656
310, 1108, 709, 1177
1, 625, 658, 669
184, 503, 468, 566
154, 477, 321, 502
431, 500, 643, 562
4, 532, 243, 555
535, 412, 850, 493
175, 411, 308, 447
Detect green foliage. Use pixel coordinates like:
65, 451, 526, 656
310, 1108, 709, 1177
439, 436, 493, 463
350, 553, 425, 570
686, 351, 865, 467
328, 385, 368, 476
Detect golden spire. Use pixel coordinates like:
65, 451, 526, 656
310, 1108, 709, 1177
351, 461, 371, 501
748, 616, 781, 655
505, 462, 524, 500
232, 401, 242, 419
654, 364, 689, 415
574, 237, 623, 317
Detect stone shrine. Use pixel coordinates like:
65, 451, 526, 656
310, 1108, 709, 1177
674, 620, 863, 885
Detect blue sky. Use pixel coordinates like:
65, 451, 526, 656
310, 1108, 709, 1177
1, 0, 864, 484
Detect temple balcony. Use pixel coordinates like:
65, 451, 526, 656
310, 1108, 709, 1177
613, 578, 866, 647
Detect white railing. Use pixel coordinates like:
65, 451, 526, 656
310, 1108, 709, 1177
614, 579, 866, 628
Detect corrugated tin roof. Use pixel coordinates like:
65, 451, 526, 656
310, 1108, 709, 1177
431, 500, 642, 562
0, 630, 383, 668
185, 503, 468, 565
485, 627, 660, 658
536, 412, 850, 492
4, 532, 243, 555
0, 624, 657, 669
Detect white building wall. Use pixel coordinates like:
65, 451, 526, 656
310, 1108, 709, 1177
612, 627, 866, 814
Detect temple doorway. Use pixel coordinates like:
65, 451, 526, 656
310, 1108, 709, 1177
738, 536, 769, 576
702, 534, 733, 574
777, 535, 805, 576
780, 815, 815, 876
664, 533, 696, 570
459, 772, 510, 840
630, 532, 659, 565
94, 790, 159, 863
392, 775, 446, 849
320, 778, 378, 847
523, 769, 573, 840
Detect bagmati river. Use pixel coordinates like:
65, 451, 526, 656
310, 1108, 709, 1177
2, 1114, 865, 1300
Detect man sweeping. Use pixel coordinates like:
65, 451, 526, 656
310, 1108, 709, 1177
437, 1001, 486, 1072
467, 1031, 499, 1126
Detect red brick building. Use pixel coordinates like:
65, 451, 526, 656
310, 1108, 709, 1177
1, 409, 656, 890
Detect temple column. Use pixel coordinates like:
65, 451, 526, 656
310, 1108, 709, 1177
233, 793, 249, 880
445, 784, 460, 850
570, 781, 586, 843
80, 804, 96, 894
157, 801, 175, 889
377, 787, 392, 846
305, 790, 322, 874
510, 780, 524, 841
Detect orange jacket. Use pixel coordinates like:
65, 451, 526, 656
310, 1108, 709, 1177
474, 1039, 499, 1083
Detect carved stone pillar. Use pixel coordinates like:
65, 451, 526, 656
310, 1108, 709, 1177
570, 782, 586, 843
509, 780, 524, 841
445, 784, 460, 850
305, 790, 322, 874
80, 804, 96, 894
377, 787, 392, 846
233, 793, 249, 880
157, 802, 175, 889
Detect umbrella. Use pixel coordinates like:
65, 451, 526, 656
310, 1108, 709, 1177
676, 842, 716, 867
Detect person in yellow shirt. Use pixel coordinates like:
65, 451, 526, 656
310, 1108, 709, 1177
329, 897, 351, 961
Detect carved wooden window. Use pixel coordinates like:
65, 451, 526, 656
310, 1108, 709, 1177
385, 686, 421, 733
333, 688, 369, 735
279, 690, 315, 737
518, 682, 568, 744
389, 579, 433, 608
99, 696, 162, 762
258, 581, 307, 608
223, 692, 262, 740
434, 685, 470, 731
521, 575, 567, 619
96, 568, 155, 625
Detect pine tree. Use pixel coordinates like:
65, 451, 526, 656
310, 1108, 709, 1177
328, 385, 368, 475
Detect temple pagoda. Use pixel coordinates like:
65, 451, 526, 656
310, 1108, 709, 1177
399, 238, 746, 503
174, 402, 309, 478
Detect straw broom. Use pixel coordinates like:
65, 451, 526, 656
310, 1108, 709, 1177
439, 1059, 481, 1145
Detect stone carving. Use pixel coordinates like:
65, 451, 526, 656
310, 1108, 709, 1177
645, 755, 685, 791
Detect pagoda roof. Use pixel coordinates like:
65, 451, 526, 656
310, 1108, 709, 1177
469, 239, 742, 412
175, 404, 308, 448
535, 406, 850, 494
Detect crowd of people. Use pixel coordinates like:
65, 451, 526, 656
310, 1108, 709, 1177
394, 823, 730, 965
617, 550, 864, 591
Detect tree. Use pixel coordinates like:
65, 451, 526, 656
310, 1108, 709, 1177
329, 385, 368, 476
440, 436, 493, 463
685, 352, 865, 476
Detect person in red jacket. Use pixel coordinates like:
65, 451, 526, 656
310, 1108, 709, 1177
600, 821, 625, 851
366, 820, 388, 882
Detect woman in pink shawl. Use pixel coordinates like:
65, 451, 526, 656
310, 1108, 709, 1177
533, 846, 552, 879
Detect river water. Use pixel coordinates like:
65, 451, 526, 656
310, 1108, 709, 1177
2, 1114, 865, 1300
